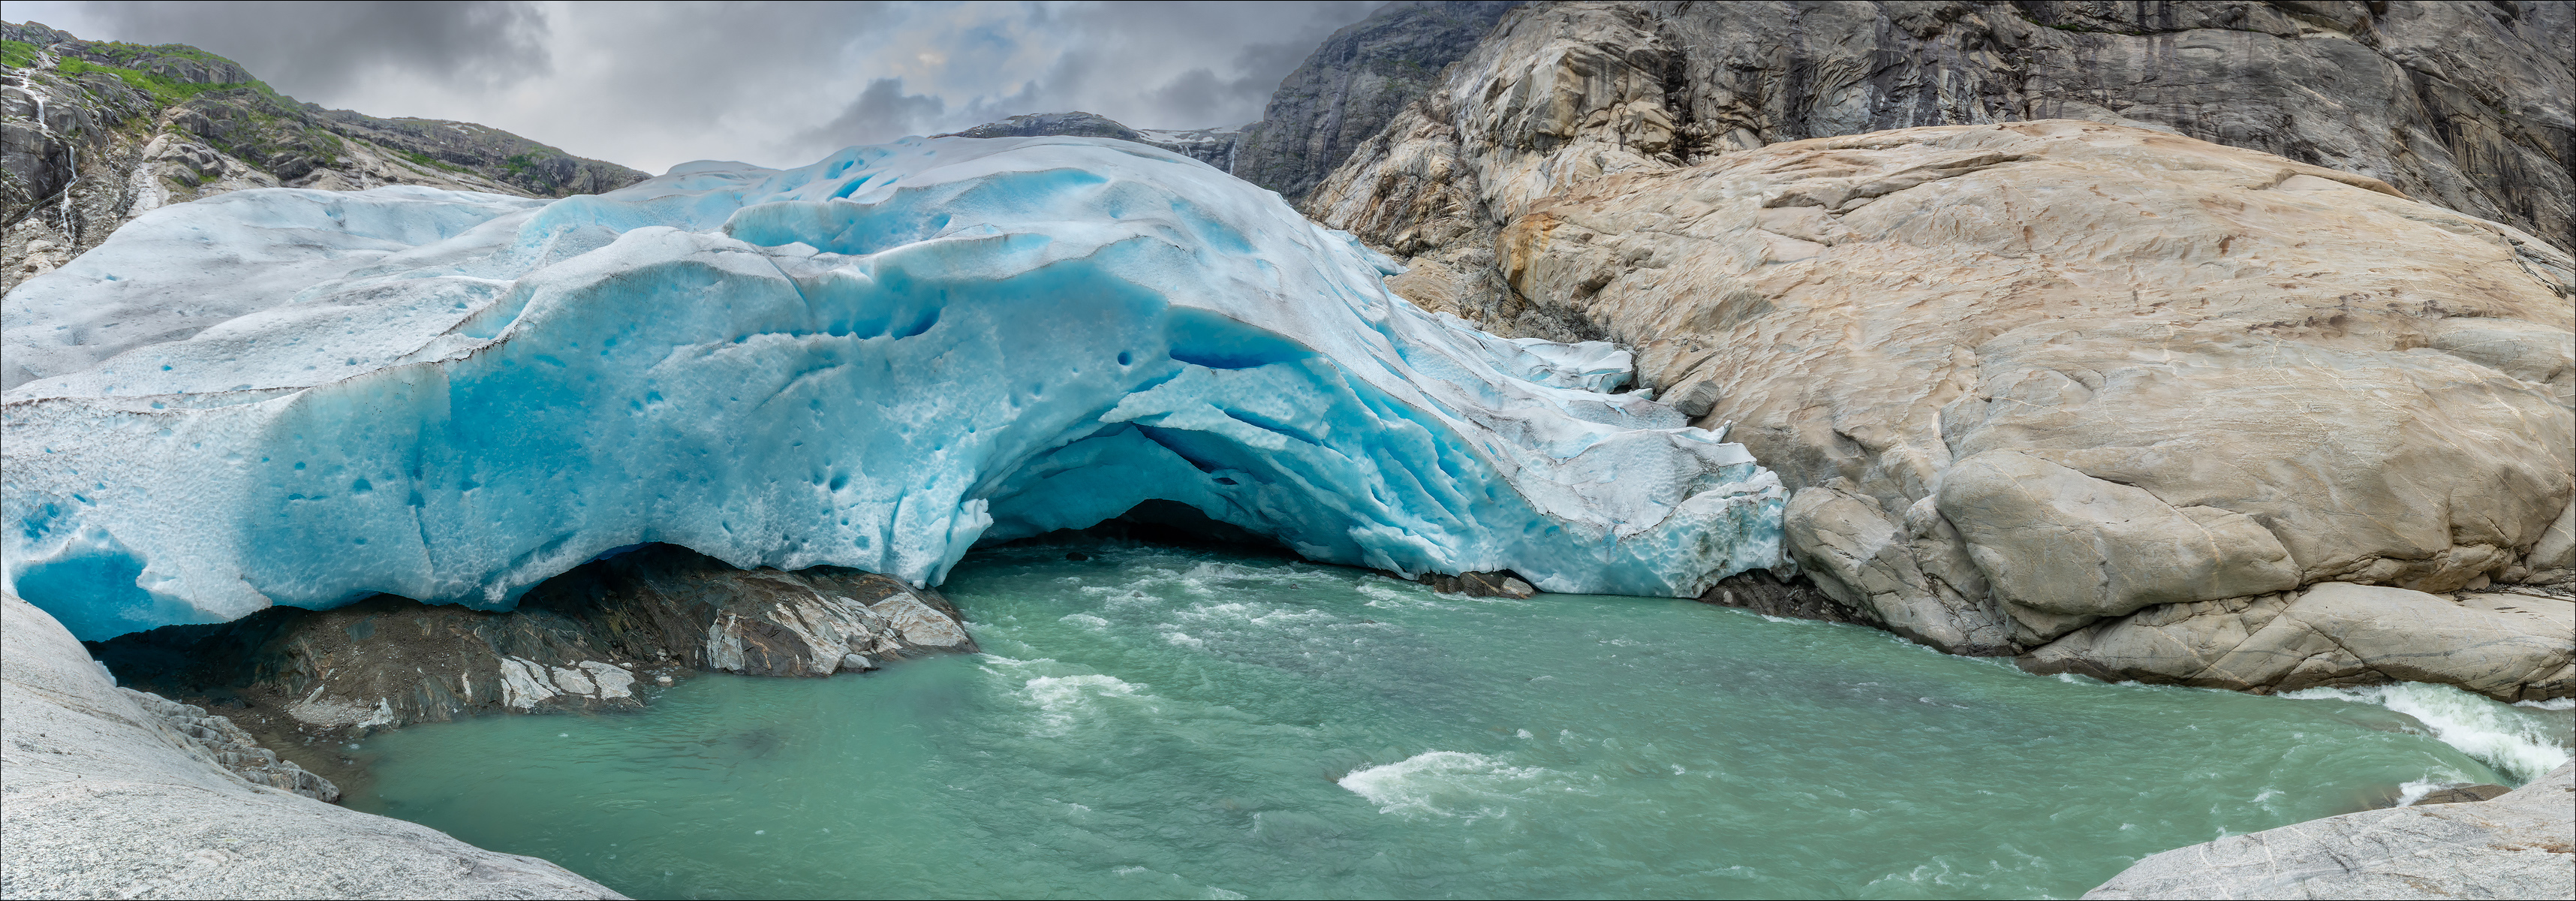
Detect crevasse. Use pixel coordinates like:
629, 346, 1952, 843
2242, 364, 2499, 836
1, 137, 1783, 640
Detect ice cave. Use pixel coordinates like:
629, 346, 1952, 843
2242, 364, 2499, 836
2, 136, 1783, 639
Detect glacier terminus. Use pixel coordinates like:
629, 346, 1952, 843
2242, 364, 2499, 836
2, 136, 1783, 639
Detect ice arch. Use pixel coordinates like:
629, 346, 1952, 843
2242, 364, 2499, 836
2, 137, 1782, 639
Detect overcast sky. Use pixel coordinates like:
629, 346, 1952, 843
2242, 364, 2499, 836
10, 1, 1380, 173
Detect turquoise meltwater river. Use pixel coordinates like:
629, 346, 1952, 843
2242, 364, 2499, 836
342, 547, 2572, 899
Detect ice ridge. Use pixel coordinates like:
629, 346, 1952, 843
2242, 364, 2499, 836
2, 137, 1783, 639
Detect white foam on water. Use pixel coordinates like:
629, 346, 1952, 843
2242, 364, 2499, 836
1022, 673, 1142, 734
2390, 779, 2460, 807
2515, 697, 2575, 711
2280, 682, 2572, 782
1058, 613, 1109, 629
1337, 751, 1560, 818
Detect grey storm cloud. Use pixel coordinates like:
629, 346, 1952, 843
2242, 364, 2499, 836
19, 1, 1385, 173
68, 0, 556, 92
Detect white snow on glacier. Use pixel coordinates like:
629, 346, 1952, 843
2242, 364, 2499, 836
2, 137, 1783, 639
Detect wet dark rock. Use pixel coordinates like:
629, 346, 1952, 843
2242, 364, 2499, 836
89, 545, 975, 737
1696, 569, 1879, 626
1421, 571, 1538, 598
2414, 783, 2514, 805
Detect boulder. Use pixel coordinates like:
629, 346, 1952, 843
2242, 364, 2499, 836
1938, 451, 2299, 642
2084, 762, 2574, 899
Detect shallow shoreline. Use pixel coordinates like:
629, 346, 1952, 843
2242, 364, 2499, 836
14, 551, 2571, 900
1, 590, 621, 900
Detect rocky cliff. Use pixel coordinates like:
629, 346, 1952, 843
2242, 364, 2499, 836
1310, 1, 2571, 324
1229, 1, 1524, 199
936, 2, 1519, 197
1302, 1, 2575, 701
934, 111, 1245, 169
2, 21, 647, 289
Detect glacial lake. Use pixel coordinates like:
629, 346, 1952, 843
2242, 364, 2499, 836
343, 546, 2571, 899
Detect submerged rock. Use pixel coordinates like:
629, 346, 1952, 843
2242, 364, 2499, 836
2085, 762, 2575, 900
2, 589, 622, 899
89, 545, 979, 733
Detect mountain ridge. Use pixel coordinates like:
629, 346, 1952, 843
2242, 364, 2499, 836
2, 20, 649, 288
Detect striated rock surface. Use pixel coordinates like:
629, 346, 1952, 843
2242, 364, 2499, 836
1, 589, 621, 899
119, 689, 338, 800
1286, 0, 2576, 694
91, 544, 977, 734
2, 21, 647, 288
2084, 761, 2574, 899
1495, 119, 2574, 698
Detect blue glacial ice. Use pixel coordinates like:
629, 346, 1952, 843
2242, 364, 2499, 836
2, 137, 1783, 639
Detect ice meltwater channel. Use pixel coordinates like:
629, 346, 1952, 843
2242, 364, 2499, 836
344, 547, 2570, 900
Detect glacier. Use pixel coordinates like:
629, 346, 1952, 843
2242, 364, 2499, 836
1, 136, 1783, 640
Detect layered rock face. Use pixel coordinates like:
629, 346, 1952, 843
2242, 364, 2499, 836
2, 22, 647, 288
2084, 761, 2575, 899
92, 545, 977, 734
1309, 2, 2571, 280
0, 591, 622, 899
1301, 0, 2575, 701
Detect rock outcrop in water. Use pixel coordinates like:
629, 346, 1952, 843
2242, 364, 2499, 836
2084, 761, 2575, 899
91, 545, 978, 734
1, 21, 647, 288
1296, 0, 2576, 701
1, 590, 623, 899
